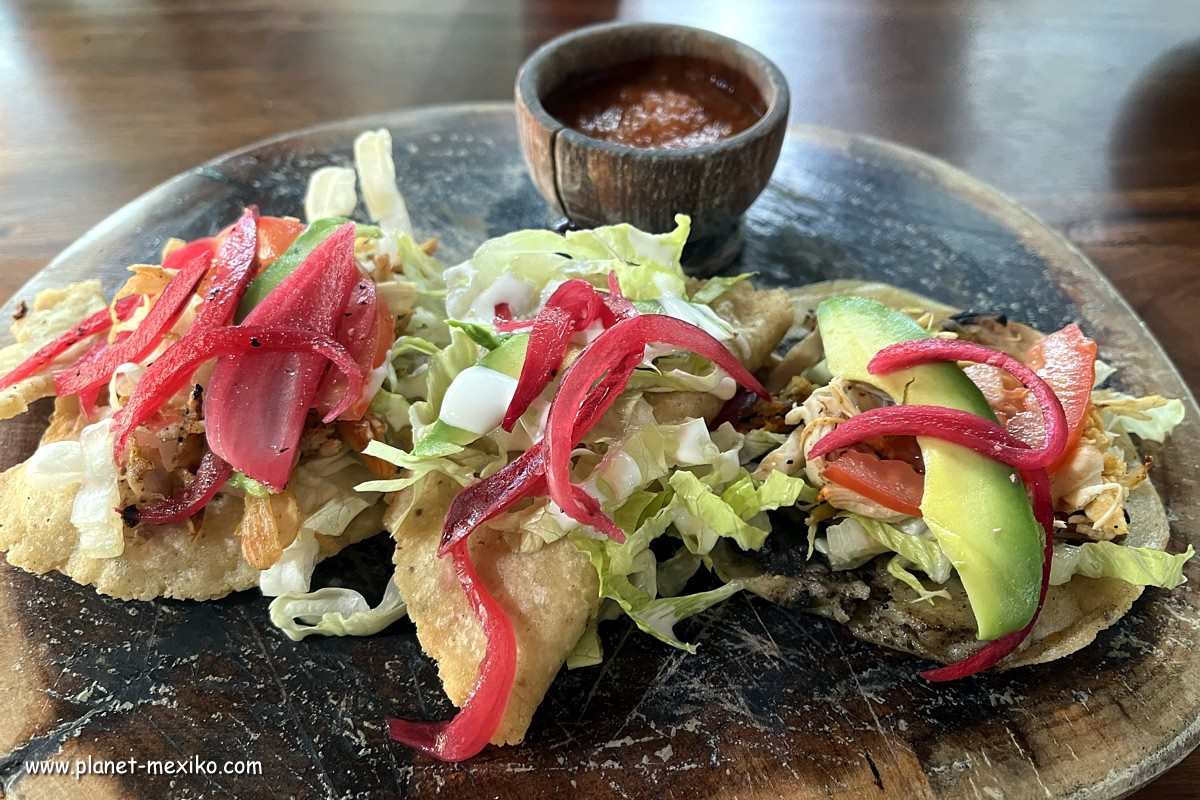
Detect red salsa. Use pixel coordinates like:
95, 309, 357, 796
545, 55, 766, 149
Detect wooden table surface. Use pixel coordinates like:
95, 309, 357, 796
1, 0, 1197, 796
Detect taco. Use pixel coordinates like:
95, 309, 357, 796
0, 131, 436, 627
711, 280, 1187, 669
381, 269, 792, 745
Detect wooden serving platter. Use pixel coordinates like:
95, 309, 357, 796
1, 104, 1197, 799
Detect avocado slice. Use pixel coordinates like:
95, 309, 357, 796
411, 332, 530, 457
236, 217, 381, 322
816, 296, 1042, 640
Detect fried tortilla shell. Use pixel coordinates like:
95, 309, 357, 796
647, 280, 794, 424
387, 472, 599, 746
0, 281, 108, 421
786, 279, 959, 323
0, 461, 259, 601
0, 397, 386, 601
719, 279, 1172, 668
0, 461, 386, 602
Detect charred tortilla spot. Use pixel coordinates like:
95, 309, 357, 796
947, 310, 1008, 328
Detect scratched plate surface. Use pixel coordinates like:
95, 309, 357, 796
2, 103, 1199, 799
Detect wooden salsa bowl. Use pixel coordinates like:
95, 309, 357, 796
515, 22, 790, 270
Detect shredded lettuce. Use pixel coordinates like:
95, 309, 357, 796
717, 473, 758, 519
690, 273, 754, 305
583, 406, 744, 501
754, 469, 820, 511
886, 556, 952, 604
389, 335, 441, 359
819, 517, 890, 569
591, 417, 700, 498
302, 494, 373, 538
656, 547, 703, 597
408, 328, 481, 437
718, 469, 815, 521
1092, 389, 1185, 443
823, 515, 953, 583
395, 233, 446, 290
1049, 541, 1193, 587
447, 320, 503, 350
815, 515, 1192, 597
363, 323, 531, 496
354, 129, 413, 238
382, 234, 450, 347
376, 279, 417, 318
25, 440, 84, 490
610, 489, 660, 534
445, 216, 694, 323
668, 471, 769, 555
269, 575, 408, 641
489, 500, 572, 554
571, 529, 742, 654
260, 528, 320, 596
369, 388, 411, 431
303, 166, 357, 222
628, 357, 735, 399
356, 439, 496, 493
1093, 359, 1117, 388
71, 419, 124, 559
566, 617, 604, 669
741, 430, 787, 464
636, 297, 736, 342
562, 215, 691, 297
381, 335, 440, 418
260, 451, 383, 598
291, 451, 381, 515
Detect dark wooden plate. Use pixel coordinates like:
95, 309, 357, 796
2, 103, 1198, 799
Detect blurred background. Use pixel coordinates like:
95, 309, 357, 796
2, 1, 1197, 286
0, 0, 1197, 369
0, 1, 1198, 796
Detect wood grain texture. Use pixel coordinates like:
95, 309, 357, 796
0, 1, 1198, 797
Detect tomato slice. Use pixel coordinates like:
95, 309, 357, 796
823, 449, 924, 517
967, 324, 1095, 473
212, 216, 304, 272
963, 363, 1027, 425
254, 217, 305, 270
200, 214, 304, 297
1025, 324, 1096, 470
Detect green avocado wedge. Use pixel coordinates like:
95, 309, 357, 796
235, 217, 381, 322
410, 332, 530, 457
816, 296, 1043, 640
